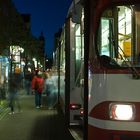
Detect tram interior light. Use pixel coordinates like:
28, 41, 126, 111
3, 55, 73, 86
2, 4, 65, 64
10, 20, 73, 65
109, 103, 135, 121
71, 23, 75, 28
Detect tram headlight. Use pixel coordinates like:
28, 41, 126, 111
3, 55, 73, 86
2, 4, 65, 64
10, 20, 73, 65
109, 103, 135, 121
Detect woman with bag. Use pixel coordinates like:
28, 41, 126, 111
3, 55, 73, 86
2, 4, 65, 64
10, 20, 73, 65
32, 71, 44, 109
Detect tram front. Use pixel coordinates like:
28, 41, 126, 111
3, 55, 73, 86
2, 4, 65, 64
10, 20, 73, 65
88, 0, 140, 140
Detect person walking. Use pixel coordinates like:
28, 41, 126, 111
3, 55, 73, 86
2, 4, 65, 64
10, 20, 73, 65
31, 71, 44, 109
8, 73, 21, 114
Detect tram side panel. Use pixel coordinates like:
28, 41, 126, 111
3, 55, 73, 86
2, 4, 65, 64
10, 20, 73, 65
58, 18, 84, 126
59, 73, 65, 113
67, 18, 84, 125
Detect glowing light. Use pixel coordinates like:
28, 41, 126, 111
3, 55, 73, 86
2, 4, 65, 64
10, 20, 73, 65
110, 103, 135, 120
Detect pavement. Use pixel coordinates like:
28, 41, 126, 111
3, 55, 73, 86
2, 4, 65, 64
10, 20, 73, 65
0, 92, 75, 140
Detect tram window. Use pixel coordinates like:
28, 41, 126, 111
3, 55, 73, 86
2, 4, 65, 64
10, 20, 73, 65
97, 5, 140, 67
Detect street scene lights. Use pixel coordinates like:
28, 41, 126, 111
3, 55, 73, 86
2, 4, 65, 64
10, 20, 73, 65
32, 58, 37, 69
10, 45, 24, 73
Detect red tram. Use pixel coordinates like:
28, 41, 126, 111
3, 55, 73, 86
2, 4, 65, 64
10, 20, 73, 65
53, 0, 140, 139
87, 0, 140, 139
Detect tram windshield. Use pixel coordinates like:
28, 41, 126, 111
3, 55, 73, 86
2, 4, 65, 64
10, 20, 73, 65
98, 5, 140, 68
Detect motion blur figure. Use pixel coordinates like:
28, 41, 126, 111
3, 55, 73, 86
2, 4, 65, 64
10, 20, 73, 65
24, 70, 32, 95
45, 71, 57, 109
8, 73, 21, 114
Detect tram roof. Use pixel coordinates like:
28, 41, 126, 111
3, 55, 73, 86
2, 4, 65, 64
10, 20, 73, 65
67, 0, 80, 15
66, 0, 82, 24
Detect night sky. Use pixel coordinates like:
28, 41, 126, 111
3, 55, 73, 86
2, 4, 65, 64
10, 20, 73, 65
12, 0, 72, 58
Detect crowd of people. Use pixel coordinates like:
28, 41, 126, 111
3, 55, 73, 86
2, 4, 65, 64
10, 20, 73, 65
8, 68, 58, 114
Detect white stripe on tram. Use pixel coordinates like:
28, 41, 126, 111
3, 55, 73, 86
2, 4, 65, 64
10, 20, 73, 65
88, 116, 140, 131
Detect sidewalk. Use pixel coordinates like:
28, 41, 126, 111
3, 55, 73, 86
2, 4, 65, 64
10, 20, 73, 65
0, 88, 26, 120
0, 94, 75, 140
0, 99, 9, 120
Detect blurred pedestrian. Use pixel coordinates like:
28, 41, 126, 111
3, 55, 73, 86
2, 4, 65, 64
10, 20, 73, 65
24, 70, 32, 95
45, 71, 57, 109
30, 70, 36, 95
8, 73, 21, 114
31, 71, 44, 109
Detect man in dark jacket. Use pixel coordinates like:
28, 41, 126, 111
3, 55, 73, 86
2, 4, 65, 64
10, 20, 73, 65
24, 70, 32, 95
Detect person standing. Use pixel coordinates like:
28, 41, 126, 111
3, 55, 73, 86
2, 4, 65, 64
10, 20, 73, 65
32, 71, 44, 109
24, 70, 32, 95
